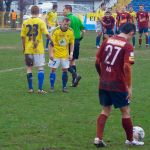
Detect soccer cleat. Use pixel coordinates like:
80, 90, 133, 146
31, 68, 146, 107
49, 87, 54, 93
72, 74, 81, 87
45, 48, 48, 51
125, 139, 144, 146
96, 45, 100, 49
37, 90, 47, 94
94, 137, 107, 147
146, 44, 149, 48
62, 87, 68, 93
28, 89, 34, 93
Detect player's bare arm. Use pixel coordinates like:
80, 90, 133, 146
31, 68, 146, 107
21, 37, 25, 53
95, 49, 101, 76
49, 42, 54, 61
69, 43, 74, 60
124, 63, 132, 100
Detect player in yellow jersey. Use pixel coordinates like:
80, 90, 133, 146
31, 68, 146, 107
129, 6, 136, 48
48, 17, 74, 92
45, 4, 58, 50
95, 3, 106, 48
21, 5, 50, 94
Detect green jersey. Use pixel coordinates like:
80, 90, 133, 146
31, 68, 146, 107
66, 13, 84, 39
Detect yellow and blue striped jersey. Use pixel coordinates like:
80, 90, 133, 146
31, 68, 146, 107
51, 26, 74, 58
46, 11, 58, 27
96, 9, 105, 21
21, 17, 49, 54
129, 11, 136, 23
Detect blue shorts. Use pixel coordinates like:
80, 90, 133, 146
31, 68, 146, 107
99, 89, 130, 108
73, 39, 80, 59
104, 29, 114, 36
139, 28, 148, 34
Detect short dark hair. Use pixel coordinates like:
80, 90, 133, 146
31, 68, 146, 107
64, 5, 72, 12
139, 4, 144, 7
105, 11, 111, 14
53, 4, 58, 10
121, 23, 136, 34
63, 17, 70, 22
101, 3, 105, 7
31, 5, 39, 15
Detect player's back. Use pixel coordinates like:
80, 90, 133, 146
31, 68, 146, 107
21, 17, 48, 54
23, 17, 45, 38
98, 36, 134, 92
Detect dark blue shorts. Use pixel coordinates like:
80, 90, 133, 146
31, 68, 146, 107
99, 89, 130, 108
139, 28, 148, 34
104, 29, 114, 36
73, 39, 80, 59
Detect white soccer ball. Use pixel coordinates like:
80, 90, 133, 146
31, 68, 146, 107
133, 126, 145, 141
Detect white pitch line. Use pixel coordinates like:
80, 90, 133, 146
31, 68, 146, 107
0, 57, 149, 74
0, 67, 25, 73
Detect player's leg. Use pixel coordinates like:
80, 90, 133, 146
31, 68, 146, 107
61, 59, 69, 92
120, 106, 144, 146
120, 106, 133, 142
94, 90, 112, 147
144, 28, 149, 48
48, 59, 60, 91
68, 39, 81, 87
132, 35, 136, 48
34, 54, 46, 94
138, 28, 143, 47
25, 54, 34, 93
96, 21, 102, 48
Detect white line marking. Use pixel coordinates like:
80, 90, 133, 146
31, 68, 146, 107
0, 57, 149, 74
0, 67, 25, 73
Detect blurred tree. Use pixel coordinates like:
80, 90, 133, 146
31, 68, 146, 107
4, 0, 12, 26
0, 0, 4, 27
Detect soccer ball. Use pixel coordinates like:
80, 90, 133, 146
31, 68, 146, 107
133, 126, 145, 141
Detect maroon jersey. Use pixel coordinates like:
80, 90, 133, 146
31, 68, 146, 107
102, 16, 115, 29
96, 36, 134, 92
136, 11, 149, 28
117, 12, 131, 26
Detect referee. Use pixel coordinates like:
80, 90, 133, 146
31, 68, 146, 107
63, 5, 85, 87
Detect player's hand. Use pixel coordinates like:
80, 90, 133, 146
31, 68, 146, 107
69, 52, 73, 60
79, 36, 83, 41
49, 54, 54, 61
126, 87, 132, 100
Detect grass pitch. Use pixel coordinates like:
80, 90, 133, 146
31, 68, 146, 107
0, 31, 150, 150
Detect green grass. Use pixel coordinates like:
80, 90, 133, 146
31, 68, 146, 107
0, 31, 150, 150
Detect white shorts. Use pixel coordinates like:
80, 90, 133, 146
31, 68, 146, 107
48, 58, 69, 69
96, 21, 102, 32
48, 26, 56, 33
25, 54, 45, 67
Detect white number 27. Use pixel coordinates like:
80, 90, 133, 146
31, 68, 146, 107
104, 45, 122, 65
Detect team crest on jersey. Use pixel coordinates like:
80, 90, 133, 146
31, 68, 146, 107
59, 38, 67, 46
129, 52, 134, 61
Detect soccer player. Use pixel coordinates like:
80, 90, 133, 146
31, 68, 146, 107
102, 11, 115, 39
63, 5, 84, 87
136, 5, 149, 48
21, 5, 50, 94
129, 6, 136, 48
95, 3, 106, 48
94, 23, 144, 147
45, 4, 58, 50
48, 17, 74, 92
116, 7, 131, 34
